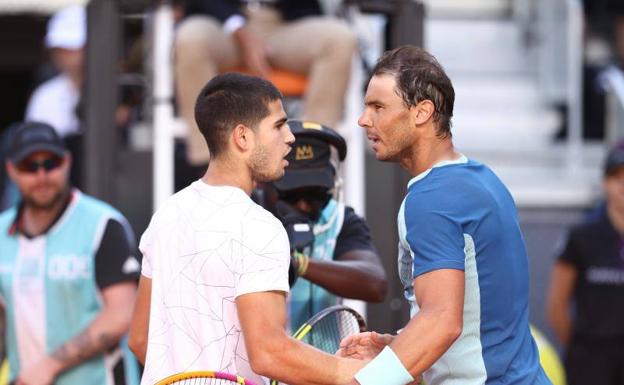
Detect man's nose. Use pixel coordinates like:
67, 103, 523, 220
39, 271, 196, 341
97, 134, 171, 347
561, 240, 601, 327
358, 111, 371, 128
35, 167, 48, 178
285, 126, 295, 144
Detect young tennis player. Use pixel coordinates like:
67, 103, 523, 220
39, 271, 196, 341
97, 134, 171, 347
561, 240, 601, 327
337, 46, 552, 385
128, 73, 364, 385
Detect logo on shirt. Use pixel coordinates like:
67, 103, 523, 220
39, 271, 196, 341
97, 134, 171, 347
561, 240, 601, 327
586, 267, 624, 285
48, 254, 90, 280
122, 256, 140, 274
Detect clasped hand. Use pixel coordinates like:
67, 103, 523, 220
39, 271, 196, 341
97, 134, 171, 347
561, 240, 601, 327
336, 331, 394, 360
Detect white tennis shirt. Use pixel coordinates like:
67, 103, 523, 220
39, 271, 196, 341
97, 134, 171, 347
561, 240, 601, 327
139, 180, 290, 385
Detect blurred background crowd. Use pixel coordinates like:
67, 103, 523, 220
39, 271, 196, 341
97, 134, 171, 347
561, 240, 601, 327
1, 0, 624, 384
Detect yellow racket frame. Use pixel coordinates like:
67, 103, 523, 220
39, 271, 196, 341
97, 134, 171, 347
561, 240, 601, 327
155, 370, 253, 385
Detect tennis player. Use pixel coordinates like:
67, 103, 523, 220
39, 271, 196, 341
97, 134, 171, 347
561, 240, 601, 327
337, 46, 552, 385
128, 73, 364, 385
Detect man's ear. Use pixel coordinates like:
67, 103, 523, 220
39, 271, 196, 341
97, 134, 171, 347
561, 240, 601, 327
232, 123, 253, 152
5, 160, 16, 181
412, 99, 435, 126
63, 152, 72, 169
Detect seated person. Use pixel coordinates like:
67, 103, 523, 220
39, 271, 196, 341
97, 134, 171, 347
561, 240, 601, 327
175, 0, 358, 173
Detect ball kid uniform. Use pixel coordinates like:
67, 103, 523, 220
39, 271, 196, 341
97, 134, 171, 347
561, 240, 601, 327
557, 209, 624, 385
398, 156, 551, 385
0, 189, 141, 385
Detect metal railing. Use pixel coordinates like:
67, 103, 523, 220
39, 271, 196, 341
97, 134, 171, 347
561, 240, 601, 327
601, 66, 624, 145
517, 0, 584, 167
152, 2, 175, 211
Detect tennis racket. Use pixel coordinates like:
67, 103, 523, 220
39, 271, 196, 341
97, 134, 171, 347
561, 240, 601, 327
292, 305, 367, 353
154, 371, 259, 385
270, 305, 366, 385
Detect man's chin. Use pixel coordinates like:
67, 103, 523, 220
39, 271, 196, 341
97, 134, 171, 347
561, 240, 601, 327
25, 198, 58, 210
374, 151, 392, 162
24, 190, 66, 210
255, 170, 285, 184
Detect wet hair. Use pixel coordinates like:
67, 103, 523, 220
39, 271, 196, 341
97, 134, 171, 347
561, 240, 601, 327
372, 45, 455, 137
194, 72, 282, 158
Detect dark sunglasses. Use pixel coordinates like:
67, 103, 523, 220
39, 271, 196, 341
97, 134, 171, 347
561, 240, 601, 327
16, 156, 64, 174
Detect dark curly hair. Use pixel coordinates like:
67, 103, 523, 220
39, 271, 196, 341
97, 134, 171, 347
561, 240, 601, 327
372, 45, 455, 138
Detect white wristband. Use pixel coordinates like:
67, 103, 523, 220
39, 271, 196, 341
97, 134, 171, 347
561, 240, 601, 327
354, 346, 414, 385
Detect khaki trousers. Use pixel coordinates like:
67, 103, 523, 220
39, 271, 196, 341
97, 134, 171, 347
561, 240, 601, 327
175, 7, 357, 165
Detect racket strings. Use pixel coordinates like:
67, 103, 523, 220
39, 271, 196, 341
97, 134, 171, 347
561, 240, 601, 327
301, 311, 362, 354
165, 374, 250, 385
167, 379, 233, 384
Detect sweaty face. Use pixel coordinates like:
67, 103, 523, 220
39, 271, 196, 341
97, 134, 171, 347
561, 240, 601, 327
8, 151, 70, 210
248, 99, 295, 182
358, 74, 415, 162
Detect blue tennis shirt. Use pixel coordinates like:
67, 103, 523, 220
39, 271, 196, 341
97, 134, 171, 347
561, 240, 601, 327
397, 156, 551, 385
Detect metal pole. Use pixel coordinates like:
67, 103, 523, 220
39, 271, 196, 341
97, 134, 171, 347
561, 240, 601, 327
152, 2, 175, 211
566, 0, 584, 171
341, 55, 367, 319
84, 0, 120, 202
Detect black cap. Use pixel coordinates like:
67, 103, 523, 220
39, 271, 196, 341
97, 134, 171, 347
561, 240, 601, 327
273, 120, 347, 191
605, 141, 624, 175
7, 122, 66, 164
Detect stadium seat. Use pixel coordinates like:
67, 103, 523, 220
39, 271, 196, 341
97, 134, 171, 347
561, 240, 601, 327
223, 67, 309, 97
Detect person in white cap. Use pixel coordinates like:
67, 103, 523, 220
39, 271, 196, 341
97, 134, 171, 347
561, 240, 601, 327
24, 5, 86, 138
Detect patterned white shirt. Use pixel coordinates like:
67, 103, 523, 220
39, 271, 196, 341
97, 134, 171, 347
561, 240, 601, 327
139, 180, 290, 385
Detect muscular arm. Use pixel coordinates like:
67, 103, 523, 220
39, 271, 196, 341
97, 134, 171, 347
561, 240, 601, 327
236, 291, 364, 385
388, 269, 464, 378
128, 275, 151, 364
302, 208, 387, 302
303, 249, 387, 302
546, 261, 577, 346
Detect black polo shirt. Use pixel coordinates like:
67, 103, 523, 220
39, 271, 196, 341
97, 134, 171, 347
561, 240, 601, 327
558, 211, 624, 341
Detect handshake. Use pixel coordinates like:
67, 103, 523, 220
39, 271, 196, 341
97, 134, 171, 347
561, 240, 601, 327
273, 200, 315, 287
337, 332, 422, 385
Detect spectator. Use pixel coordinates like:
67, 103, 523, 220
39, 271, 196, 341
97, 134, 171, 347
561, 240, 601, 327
546, 140, 624, 385
25, 5, 86, 188
262, 120, 387, 331
175, 0, 358, 177
25, 5, 85, 138
0, 122, 140, 385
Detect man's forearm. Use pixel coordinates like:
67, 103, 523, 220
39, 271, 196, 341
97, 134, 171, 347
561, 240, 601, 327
547, 306, 571, 347
388, 307, 462, 379
256, 334, 362, 385
304, 256, 387, 302
50, 309, 129, 375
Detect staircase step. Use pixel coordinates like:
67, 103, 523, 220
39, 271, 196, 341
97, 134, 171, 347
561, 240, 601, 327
463, 143, 606, 208
425, 19, 528, 74
422, 0, 511, 19
451, 107, 561, 150
452, 75, 543, 109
